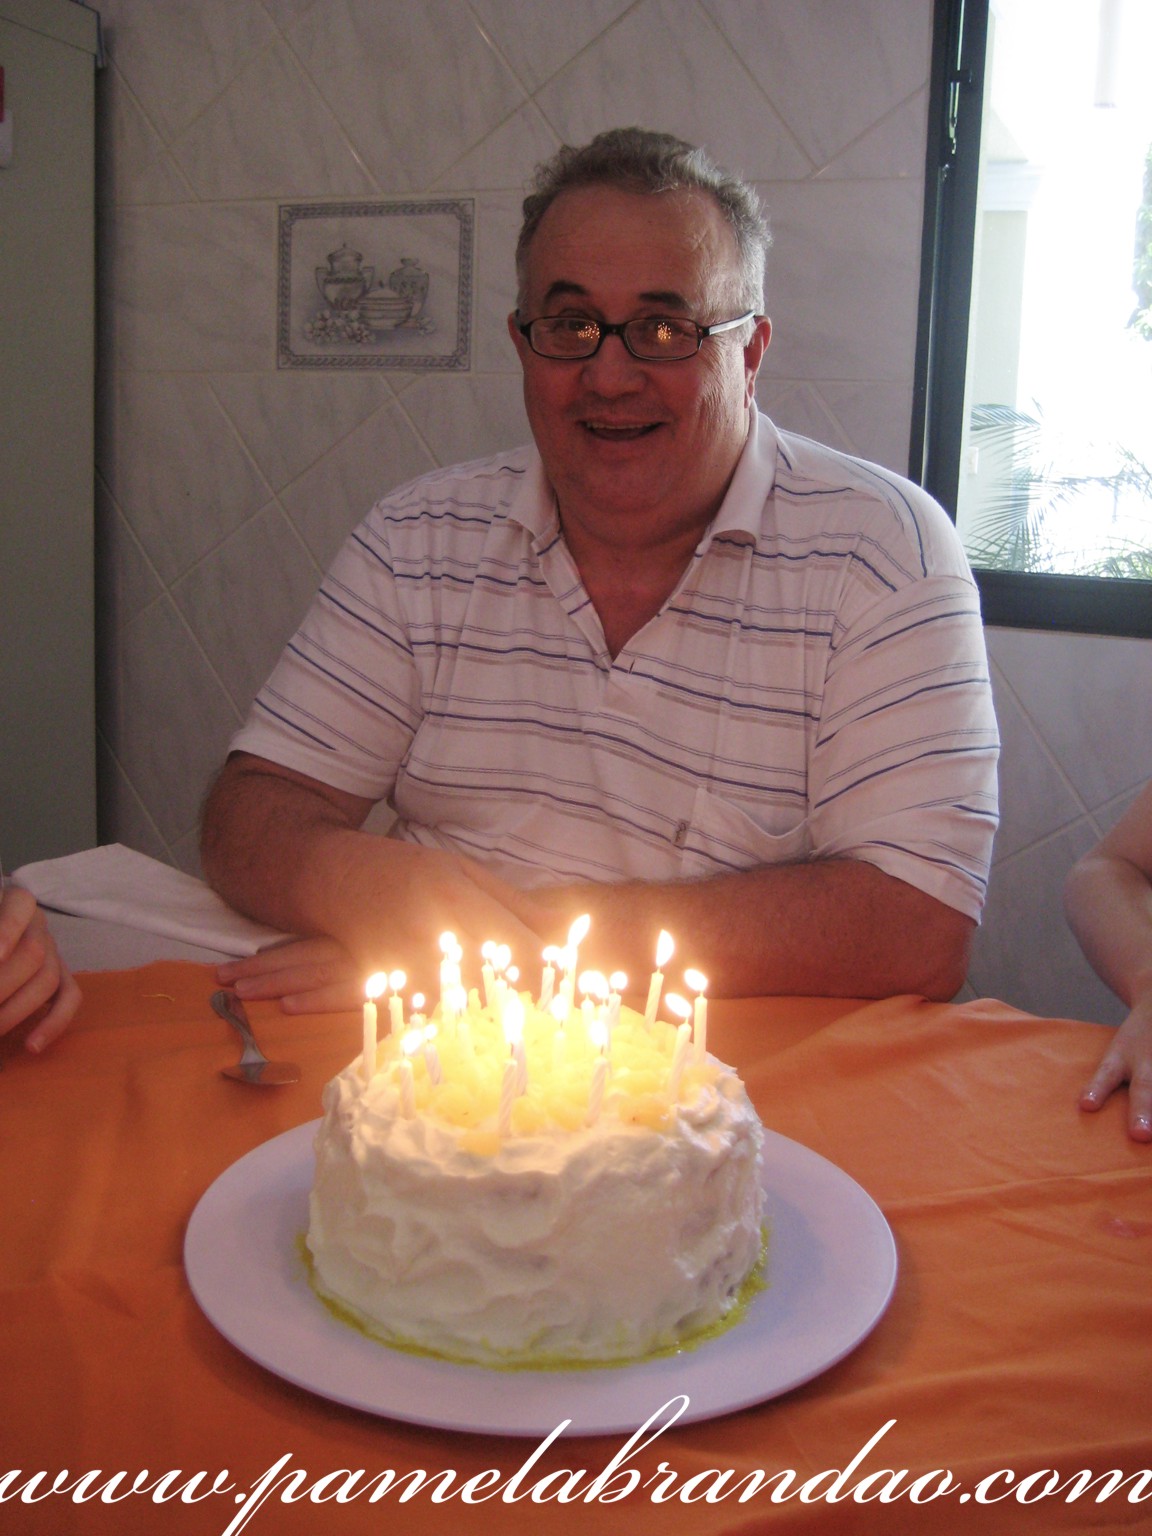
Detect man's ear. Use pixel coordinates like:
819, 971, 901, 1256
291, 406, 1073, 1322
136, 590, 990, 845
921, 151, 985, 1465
508, 311, 529, 360
743, 315, 772, 400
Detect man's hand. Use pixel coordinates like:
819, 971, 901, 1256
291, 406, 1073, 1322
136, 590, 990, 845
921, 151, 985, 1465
0, 887, 82, 1052
1080, 991, 1152, 1143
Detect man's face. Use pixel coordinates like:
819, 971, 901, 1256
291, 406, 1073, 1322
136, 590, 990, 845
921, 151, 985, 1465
509, 185, 770, 551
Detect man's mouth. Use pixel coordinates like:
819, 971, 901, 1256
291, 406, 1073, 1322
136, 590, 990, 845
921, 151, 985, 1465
580, 420, 661, 441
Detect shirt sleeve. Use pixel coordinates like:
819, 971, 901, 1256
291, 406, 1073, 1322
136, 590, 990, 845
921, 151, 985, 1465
228, 512, 422, 802
807, 568, 1000, 922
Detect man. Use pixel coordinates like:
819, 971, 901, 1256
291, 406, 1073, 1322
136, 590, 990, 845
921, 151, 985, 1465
202, 128, 998, 1009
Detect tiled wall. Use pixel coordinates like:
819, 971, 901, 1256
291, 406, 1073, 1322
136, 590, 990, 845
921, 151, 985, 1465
92, 0, 1151, 1023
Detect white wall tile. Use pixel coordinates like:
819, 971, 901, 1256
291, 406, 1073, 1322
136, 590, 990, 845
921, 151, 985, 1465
468, 0, 636, 93
285, 0, 526, 192
96, 65, 195, 207
96, 734, 172, 864
987, 661, 1084, 861
969, 821, 1126, 1024
117, 598, 243, 846
432, 101, 560, 193
171, 503, 321, 715
987, 628, 1152, 811
397, 373, 531, 465
757, 178, 925, 384
702, 0, 931, 170
170, 41, 378, 201
533, 0, 814, 183
277, 402, 438, 570
97, 0, 278, 142
211, 372, 393, 495
106, 204, 278, 374
817, 89, 930, 182
99, 375, 272, 586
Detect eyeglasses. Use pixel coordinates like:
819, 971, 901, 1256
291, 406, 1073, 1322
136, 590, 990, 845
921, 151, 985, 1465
517, 311, 755, 361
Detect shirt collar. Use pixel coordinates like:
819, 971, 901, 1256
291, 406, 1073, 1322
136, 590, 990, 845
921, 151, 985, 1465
703, 407, 779, 547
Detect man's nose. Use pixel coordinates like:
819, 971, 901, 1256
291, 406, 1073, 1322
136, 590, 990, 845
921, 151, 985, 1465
580, 332, 646, 389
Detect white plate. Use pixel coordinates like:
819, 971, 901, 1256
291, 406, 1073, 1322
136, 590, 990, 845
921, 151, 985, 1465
184, 1121, 896, 1437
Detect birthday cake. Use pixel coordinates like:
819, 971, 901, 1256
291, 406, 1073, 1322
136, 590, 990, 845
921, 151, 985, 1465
306, 930, 766, 1367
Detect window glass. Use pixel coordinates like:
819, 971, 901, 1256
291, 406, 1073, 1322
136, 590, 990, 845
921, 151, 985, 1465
957, 0, 1152, 580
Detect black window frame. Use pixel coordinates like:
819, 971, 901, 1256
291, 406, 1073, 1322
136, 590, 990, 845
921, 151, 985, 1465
910, 0, 1152, 638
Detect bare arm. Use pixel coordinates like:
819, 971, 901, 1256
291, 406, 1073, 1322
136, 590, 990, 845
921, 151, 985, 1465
503, 858, 973, 1002
1064, 781, 1152, 1142
203, 754, 971, 1009
200, 752, 547, 1008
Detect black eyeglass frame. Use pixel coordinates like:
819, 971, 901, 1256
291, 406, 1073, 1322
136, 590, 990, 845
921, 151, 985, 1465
516, 310, 757, 361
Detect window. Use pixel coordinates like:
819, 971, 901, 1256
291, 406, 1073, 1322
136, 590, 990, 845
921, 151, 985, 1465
912, 0, 1152, 635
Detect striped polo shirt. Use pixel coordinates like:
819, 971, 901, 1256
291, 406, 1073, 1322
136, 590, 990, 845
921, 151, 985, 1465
232, 410, 999, 919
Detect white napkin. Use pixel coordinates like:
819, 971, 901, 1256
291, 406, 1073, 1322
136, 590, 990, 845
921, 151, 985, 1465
12, 844, 290, 958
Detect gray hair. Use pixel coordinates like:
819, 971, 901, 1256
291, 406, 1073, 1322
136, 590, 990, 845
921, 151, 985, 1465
515, 127, 770, 314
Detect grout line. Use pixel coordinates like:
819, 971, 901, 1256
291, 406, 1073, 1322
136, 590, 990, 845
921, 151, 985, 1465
986, 654, 1105, 834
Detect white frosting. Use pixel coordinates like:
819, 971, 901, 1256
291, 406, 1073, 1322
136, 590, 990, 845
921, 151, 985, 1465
307, 1049, 765, 1365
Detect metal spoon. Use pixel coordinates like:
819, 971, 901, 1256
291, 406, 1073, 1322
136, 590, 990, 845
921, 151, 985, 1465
210, 989, 300, 1085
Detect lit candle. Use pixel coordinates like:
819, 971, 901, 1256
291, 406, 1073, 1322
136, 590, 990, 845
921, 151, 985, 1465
539, 946, 559, 1009
578, 970, 598, 1028
410, 992, 427, 1029
643, 929, 675, 1028
439, 932, 460, 1010
560, 915, 590, 1011
586, 1055, 608, 1126
684, 968, 708, 1063
398, 1028, 421, 1116
388, 968, 406, 1035
503, 990, 527, 1094
481, 941, 497, 1009
497, 1057, 516, 1137
665, 999, 692, 1100
607, 971, 626, 1031
362, 972, 387, 1083
422, 1023, 442, 1086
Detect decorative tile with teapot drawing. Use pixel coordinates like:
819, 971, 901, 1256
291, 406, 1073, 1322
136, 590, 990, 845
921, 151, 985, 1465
278, 200, 473, 370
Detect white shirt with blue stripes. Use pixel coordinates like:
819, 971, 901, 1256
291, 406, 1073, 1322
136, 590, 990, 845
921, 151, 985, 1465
231, 410, 999, 919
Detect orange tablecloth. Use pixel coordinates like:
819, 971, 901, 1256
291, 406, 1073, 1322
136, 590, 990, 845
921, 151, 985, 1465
1, 964, 1150, 1536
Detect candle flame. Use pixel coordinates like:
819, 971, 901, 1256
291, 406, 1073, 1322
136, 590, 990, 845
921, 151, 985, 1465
365, 972, 388, 1000
494, 943, 512, 973
502, 992, 525, 1046
549, 994, 571, 1024
388, 968, 406, 992
401, 1029, 423, 1057
609, 970, 627, 992
684, 968, 708, 994
506, 964, 519, 985
567, 913, 591, 949
664, 992, 691, 1022
589, 1017, 609, 1053
439, 931, 457, 955
481, 940, 496, 961
542, 945, 560, 964
412, 993, 425, 1012
578, 969, 608, 1000
656, 929, 675, 969
423, 1022, 437, 1042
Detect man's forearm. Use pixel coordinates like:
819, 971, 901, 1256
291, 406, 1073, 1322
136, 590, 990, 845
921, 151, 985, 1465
510, 858, 973, 1002
201, 755, 548, 975
201, 756, 375, 941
